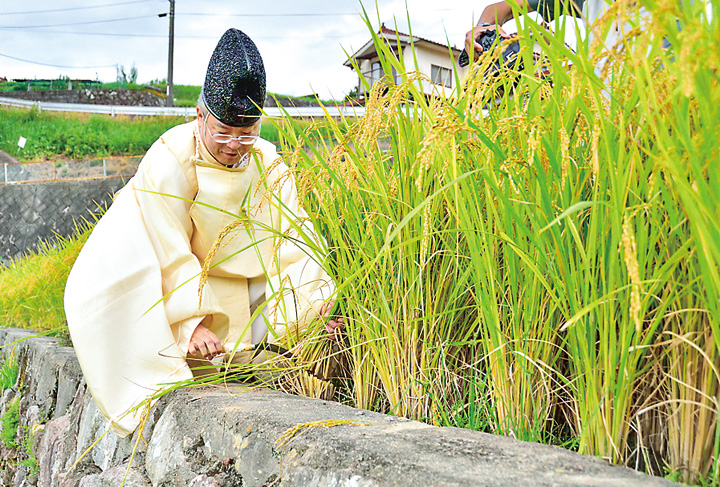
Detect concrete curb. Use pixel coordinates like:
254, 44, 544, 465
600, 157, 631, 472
0, 328, 681, 487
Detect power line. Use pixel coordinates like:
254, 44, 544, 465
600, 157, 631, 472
0, 0, 157, 16
0, 52, 116, 69
0, 13, 364, 30
1, 8, 460, 20
0, 29, 370, 40
179, 10, 459, 17
181, 12, 360, 17
0, 15, 159, 29
1, 30, 183, 38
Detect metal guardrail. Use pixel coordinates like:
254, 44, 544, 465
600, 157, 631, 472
0, 96, 365, 118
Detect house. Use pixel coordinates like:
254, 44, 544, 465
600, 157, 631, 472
344, 24, 467, 101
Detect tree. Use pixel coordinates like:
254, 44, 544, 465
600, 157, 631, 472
117, 63, 138, 87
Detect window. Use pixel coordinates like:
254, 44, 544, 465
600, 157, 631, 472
431, 64, 452, 88
369, 62, 401, 85
392, 67, 404, 85
371, 62, 382, 84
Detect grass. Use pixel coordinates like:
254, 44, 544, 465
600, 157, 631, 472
0, 105, 283, 162
0, 79, 102, 92
0, 106, 186, 161
0, 351, 39, 474
1, 398, 19, 449
168, 84, 201, 107
0, 220, 94, 337
0, 352, 19, 392
0, 351, 20, 450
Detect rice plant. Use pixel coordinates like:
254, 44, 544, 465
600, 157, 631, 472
0, 218, 95, 336
250, 1, 720, 482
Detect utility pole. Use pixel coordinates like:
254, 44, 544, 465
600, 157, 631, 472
166, 0, 175, 107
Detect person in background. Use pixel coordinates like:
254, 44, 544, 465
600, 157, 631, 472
65, 28, 342, 438
464, 0, 586, 58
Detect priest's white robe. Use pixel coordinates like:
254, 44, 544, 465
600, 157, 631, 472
64, 121, 333, 437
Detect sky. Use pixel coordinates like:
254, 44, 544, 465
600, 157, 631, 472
0, 1, 493, 101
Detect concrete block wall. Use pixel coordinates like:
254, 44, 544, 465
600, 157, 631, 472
0, 327, 681, 487
0, 179, 127, 266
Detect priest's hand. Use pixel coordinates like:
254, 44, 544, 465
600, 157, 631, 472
320, 301, 345, 341
188, 323, 224, 360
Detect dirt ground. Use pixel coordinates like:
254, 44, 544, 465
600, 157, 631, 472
1, 152, 140, 183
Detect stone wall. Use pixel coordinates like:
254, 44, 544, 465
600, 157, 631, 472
264, 96, 320, 108
1, 90, 323, 109
0, 327, 681, 487
0, 179, 127, 266
0, 90, 163, 107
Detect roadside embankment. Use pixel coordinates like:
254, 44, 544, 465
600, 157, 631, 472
0, 90, 163, 107
0, 179, 125, 266
0, 327, 681, 487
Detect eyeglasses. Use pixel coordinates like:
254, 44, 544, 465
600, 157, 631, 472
211, 133, 258, 145
203, 116, 259, 145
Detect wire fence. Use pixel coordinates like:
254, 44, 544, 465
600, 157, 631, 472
1, 155, 142, 185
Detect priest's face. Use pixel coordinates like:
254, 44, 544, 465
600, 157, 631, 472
196, 108, 260, 167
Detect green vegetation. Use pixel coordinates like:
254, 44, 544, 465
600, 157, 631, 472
0, 352, 39, 474
18, 440, 39, 477
0, 74, 338, 107
156, 82, 335, 107
0, 105, 282, 162
143, 82, 203, 107
171, 84, 202, 107
0, 221, 93, 336
245, 3, 717, 484
0, 354, 18, 392
0, 106, 185, 161
0, 78, 102, 92
0, 398, 19, 449
1, 1, 718, 484
0, 353, 20, 450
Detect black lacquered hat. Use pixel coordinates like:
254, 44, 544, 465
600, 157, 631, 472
202, 29, 266, 127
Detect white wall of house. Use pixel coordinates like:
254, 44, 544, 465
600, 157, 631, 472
411, 44, 466, 96
353, 43, 468, 98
